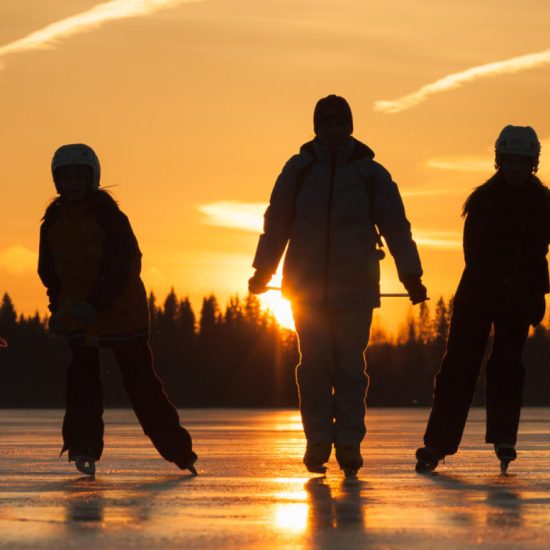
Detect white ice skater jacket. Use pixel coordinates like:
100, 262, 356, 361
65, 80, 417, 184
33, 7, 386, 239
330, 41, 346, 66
252, 138, 423, 309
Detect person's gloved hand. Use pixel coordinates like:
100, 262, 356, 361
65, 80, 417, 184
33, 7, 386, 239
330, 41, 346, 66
248, 270, 272, 295
402, 274, 428, 305
71, 302, 99, 326
531, 296, 546, 327
48, 312, 64, 335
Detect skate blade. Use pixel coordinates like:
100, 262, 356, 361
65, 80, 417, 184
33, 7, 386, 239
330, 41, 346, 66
343, 468, 358, 479
500, 460, 511, 474
415, 460, 438, 473
75, 459, 96, 476
305, 464, 327, 475
187, 464, 198, 476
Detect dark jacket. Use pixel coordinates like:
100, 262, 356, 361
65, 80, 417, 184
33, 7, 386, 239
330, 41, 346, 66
38, 191, 148, 344
458, 173, 550, 322
253, 138, 422, 309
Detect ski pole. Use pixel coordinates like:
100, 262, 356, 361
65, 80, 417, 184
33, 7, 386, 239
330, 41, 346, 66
265, 286, 409, 298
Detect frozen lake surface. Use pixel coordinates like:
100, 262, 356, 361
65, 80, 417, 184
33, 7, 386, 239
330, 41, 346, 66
1, 408, 549, 549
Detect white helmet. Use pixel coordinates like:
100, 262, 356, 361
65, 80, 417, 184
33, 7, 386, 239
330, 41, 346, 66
495, 125, 541, 158
51, 144, 101, 192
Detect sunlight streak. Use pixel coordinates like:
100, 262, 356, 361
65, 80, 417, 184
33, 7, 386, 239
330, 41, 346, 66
374, 48, 550, 113
261, 290, 295, 330
0, 0, 204, 70
259, 268, 295, 330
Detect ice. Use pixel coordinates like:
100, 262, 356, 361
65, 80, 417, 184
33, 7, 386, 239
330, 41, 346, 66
1, 408, 549, 549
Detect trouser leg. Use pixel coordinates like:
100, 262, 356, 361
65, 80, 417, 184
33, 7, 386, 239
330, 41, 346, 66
111, 338, 195, 468
292, 305, 335, 444
331, 309, 372, 447
62, 342, 104, 461
424, 302, 492, 455
485, 315, 529, 446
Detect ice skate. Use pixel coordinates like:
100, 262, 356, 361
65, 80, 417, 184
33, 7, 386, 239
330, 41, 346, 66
176, 450, 199, 475
415, 447, 444, 473
335, 445, 363, 478
495, 445, 516, 474
303, 442, 331, 474
73, 455, 96, 476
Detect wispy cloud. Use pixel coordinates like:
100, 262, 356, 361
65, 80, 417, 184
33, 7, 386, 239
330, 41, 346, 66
401, 188, 467, 197
0, 0, 203, 70
0, 246, 38, 275
374, 48, 550, 114
414, 231, 462, 250
426, 156, 494, 173
425, 137, 550, 173
198, 201, 265, 233
199, 201, 462, 250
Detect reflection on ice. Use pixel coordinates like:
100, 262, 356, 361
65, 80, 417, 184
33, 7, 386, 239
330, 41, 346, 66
0, 408, 549, 548
305, 477, 367, 531
273, 502, 309, 532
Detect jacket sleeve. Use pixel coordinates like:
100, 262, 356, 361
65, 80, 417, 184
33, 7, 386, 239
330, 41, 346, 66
252, 156, 304, 275
86, 204, 142, 312
369, 162, 423, 280
38, 221, 61, 312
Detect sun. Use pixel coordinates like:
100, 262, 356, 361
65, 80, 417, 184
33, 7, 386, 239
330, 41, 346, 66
260, 289, 295, 330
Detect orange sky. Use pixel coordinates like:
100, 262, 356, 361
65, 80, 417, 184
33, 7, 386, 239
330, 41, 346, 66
1, 0, 550, 334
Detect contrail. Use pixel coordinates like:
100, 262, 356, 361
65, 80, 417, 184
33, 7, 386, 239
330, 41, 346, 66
374, 48, 550, 114
0, 0, 203, 69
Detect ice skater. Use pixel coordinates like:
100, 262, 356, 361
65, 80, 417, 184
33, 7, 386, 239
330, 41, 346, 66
416, 126, 550, 474
249, 95, 427, 476
38, 143, 197, 476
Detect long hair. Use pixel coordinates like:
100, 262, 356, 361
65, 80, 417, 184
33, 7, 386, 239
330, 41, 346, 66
42, 189, 119, 221
462, 172, 546, 217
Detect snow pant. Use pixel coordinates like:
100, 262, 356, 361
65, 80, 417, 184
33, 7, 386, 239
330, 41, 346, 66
423, 293, 530, 456
292, 304, 373, 447
62, 338, 195, 468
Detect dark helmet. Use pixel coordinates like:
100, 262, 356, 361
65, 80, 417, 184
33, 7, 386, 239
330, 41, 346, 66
495, 125, 541, 171
51, 143, 101, 193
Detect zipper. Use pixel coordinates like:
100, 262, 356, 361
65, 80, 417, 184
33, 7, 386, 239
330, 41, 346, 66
323, 153, 336, 306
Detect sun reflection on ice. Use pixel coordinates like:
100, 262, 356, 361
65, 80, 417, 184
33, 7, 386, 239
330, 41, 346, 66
273, 502, 309, 533
271, 412, 303, 432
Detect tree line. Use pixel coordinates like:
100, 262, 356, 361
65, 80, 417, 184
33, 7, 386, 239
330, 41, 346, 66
0, 291, 549, 408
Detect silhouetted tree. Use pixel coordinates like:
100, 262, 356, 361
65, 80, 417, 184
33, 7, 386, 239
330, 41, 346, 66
0, 289, 548, 408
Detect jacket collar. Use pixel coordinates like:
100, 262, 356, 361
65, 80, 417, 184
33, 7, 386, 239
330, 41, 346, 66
300, 137, 375, 163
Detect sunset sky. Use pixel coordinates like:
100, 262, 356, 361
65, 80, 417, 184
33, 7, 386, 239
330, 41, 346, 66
1, 0, 550, 334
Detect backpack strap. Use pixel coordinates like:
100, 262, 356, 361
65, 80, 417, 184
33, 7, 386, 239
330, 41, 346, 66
363, 171, 385, 250
292, 155, 385, 256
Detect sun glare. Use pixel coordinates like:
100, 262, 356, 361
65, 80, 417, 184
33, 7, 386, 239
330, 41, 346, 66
260, 290, 295, 330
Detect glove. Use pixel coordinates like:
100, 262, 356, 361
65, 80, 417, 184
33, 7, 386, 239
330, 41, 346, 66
402, 274, 428, 305
248, 271, 272, 295
71, 302, 99, 326
48, 312, 64, 335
